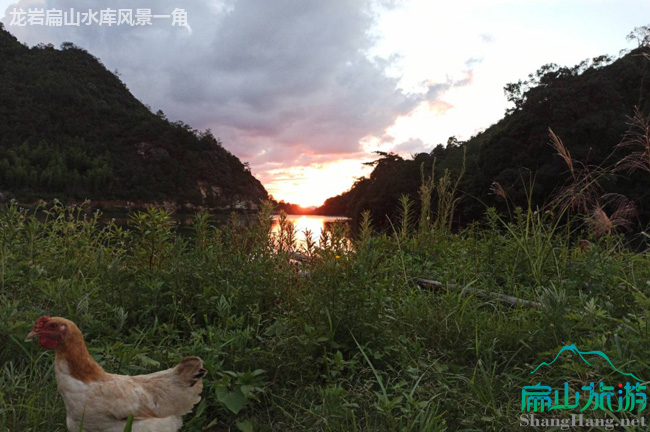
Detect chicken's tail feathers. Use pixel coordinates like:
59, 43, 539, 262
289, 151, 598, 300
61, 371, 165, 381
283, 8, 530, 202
175, 356, 207, 387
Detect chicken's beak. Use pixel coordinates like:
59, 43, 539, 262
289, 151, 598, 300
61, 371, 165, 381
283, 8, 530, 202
26, 330, 39, 340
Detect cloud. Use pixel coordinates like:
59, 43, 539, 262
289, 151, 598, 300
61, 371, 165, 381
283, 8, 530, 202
1, 0, 477, 203
392, 138, 430, 155
480, 33, 495, 43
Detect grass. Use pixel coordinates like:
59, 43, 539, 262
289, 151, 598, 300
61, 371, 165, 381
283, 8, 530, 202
1, 199, 650, 431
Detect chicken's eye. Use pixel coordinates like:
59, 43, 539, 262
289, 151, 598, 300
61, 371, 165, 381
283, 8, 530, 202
49, 323, 57, 329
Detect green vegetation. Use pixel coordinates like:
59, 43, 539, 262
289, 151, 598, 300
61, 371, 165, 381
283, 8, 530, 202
3, 21, 650, 432
0, 24, 267, 209
319, 43, 650, 228
2, 194, 650, 431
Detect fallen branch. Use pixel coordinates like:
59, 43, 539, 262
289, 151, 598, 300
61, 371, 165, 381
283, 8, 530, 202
416, 278, 543, 308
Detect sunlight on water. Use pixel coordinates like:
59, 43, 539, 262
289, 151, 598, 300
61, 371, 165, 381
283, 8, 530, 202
270, 214, 349, 249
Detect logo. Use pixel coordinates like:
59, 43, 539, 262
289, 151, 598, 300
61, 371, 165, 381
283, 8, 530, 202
520, 345, 647, 429
530, 345, 641, 381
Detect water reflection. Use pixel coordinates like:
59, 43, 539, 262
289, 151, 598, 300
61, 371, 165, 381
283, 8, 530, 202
271, 214, 349, 249
67, 210, 347, 249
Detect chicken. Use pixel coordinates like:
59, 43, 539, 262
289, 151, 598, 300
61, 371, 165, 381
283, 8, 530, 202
27, 316, 206, 432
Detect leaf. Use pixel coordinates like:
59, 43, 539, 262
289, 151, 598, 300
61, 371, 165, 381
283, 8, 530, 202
215, 386, 246, 414
240, 384, 253, 397
236, 419, 254, 432
122, 414, 134, 432
136, 354, 160, 368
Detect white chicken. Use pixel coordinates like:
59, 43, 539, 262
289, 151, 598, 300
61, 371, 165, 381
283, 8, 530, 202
28, 316, 206, 432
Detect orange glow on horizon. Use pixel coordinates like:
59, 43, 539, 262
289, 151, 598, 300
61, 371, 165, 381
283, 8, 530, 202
262, 159, 372, 208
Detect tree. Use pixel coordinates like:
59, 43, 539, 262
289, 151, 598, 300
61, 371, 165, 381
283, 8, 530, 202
627, 25, 650, 47
503, 80, 526, 113
447, 136, 461, 147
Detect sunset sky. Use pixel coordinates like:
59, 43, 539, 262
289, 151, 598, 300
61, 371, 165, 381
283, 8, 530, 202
2, 0, 649, 207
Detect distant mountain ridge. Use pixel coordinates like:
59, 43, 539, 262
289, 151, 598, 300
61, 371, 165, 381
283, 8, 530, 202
0, 24, 268, 210
317, 44, 650, 227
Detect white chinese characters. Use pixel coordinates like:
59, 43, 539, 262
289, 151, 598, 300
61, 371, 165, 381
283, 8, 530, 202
8, 8, 188, 27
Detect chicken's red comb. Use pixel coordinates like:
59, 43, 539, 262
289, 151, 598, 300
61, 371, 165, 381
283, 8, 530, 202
33, 316, 51, 330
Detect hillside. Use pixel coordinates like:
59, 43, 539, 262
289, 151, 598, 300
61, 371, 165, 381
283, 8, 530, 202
318, 45, 650, 228
0, 24, 268, 210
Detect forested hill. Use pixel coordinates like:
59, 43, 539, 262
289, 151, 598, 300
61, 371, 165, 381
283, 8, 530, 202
318, 44, 650, 228
0, 24, 268, 210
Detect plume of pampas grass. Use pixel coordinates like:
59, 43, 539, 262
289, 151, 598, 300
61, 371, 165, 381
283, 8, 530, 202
549, 127, 574, 177
548, 129, 603, 215
490, 181, 507, 200
615, 107, 650, 175
548, 129, 636, 237
586, 194, 636, 237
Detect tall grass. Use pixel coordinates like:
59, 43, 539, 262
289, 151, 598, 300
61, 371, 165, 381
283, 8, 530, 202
1, 197, 649, 431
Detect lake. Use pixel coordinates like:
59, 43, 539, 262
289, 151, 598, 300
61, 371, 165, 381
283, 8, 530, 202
52, 209, 349, 250
271, 214, 350, 249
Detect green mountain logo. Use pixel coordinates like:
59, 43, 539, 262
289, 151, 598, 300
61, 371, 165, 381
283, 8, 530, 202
531, 344, 642, 382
